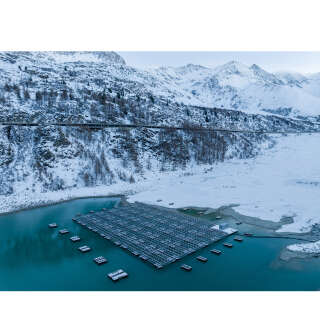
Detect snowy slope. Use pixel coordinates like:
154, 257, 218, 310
0, 51, 320, 217
147, 61, 320, 117
1, 52, 320, 118
129, 133, 320, 234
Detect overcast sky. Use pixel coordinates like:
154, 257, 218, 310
117, 52, 320, 74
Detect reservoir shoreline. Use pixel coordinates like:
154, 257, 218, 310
1, 191, 319, 262
0, 193, 126, 217
0, 196, 320, 291
0, 196, 320, 290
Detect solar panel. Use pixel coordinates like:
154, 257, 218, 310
74, 204, 228, 268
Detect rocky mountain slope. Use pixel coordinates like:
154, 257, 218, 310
0, 51, 319, 198
2, 52, 320, 120
147, 61, 320, 118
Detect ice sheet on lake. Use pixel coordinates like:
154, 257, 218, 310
129, 134, 320, 234
287, 240, 320, 254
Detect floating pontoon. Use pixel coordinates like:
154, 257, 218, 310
210, 249, 221, 255
196, 256, 208, 262
70, 236, 81, 242
180, 264, 192, 271
93, 256, 107, 265
78, 245, 91, 253
107, 269, 128, 282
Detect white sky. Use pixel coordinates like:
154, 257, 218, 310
117, 52, 320, 74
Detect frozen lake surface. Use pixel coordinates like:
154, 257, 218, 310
130, 134, 320, 234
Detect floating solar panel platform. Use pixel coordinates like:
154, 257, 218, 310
180, 264, 192, 271
70, 236, 81, 242
196, 256, 208, 262
78, 245, 91, 253
107, 269, 128, 282
73, 203, 231, 268
59, 229, 69, 235
93, 256, 108, 265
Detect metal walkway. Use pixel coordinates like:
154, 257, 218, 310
1, 121, 320, 134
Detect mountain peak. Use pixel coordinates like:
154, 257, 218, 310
214, 60, 251, 75
0, 51, 127, 68
178, 63, 208, 72
250, 63, 262, 71
249, 64, 284, 85
48, 51, 126, 65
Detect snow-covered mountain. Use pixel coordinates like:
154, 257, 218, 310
147, 61, 320, 118
0, 51, 320, 203
1, 52, 320, 119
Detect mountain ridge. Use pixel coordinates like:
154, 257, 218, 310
1, 51, 320, 118
0, 51, 320, 199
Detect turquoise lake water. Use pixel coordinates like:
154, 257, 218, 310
1, 197, 320, 291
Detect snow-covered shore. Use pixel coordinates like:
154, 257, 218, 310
0, 183, 128, 214
129, 133, 320, 234
287, 241, 320, 254
2, 134, 320, 240
0, 164, 217, 214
